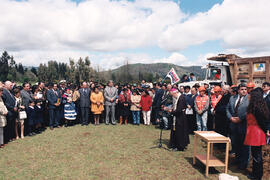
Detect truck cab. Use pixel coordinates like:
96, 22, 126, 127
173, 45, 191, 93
178, 62, 232, 88
205, 63, 232, 86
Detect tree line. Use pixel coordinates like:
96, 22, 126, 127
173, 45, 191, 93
0, 51, 161, 85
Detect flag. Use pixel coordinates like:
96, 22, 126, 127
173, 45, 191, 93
166, 68, 180, 85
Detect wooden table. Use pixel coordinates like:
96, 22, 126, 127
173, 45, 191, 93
193, 131, 230, 177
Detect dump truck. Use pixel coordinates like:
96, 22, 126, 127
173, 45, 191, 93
179, 54, 270, 87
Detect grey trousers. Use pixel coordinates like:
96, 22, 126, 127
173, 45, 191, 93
0, 127, 3, 145
105, 105, 116, 124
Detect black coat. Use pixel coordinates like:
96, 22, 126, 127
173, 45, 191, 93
263, 94, 270, 131
35, 105, 44, 124
2, 88, 16, 117
214, 93, 231, 136
26, 106, 36, 126
169, 94, 190, 150
153, 89, 164, 109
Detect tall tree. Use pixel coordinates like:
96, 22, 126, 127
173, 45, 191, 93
31, 67, 37, 76
0, 51, 10, 81
18, 63, 25, 75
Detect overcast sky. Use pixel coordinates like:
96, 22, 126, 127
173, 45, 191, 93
1, 0, 270, 70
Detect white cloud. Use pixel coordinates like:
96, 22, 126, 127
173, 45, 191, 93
159, 0, 270, 54
1, 0, 270, 69
0, 0, 184, 52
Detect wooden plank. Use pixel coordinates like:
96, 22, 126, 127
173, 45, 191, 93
206, 142, 210, 177
266, 59, 270, 82
238, 74, 266, 79
195, 155, 226, 167
229, 56, 270, 64
210, 143, 214, 157
194, 131, 230, 142
249, 61, 253, 82
225, 142, 229, 174
234, 62, 238, 85
193, 134, 197, 165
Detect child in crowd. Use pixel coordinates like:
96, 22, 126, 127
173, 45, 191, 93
35, 100, 44, 133
27, 100, 36, 136
64, 89, 77, 127
14, 88, 26, 139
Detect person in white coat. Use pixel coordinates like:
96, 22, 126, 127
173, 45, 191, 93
0, 87, 8, 148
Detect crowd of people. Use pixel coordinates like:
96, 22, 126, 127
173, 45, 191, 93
0, 79, 270, 179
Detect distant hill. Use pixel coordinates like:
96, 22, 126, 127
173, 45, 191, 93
109, 63, 205, 81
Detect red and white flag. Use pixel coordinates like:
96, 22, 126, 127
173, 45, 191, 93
166, 68, 180, 85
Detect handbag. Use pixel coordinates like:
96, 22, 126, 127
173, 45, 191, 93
19, 111, 27, 120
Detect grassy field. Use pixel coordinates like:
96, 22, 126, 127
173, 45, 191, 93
0, 124, 249, 180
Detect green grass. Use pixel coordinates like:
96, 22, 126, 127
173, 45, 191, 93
0, 124, 248, 179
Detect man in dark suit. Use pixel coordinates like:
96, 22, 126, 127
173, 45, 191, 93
152, 83, 164, 125
262, 82, 270, 133
2, 81, 16, 143
59, 80, 67, 125
226, 84, 249, 170
79, 82, 91, 126
185, 87, 197, 134
20, 82, 34, 135
47, 83, 61, 130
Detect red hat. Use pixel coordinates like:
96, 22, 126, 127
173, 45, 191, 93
214, 86, 221, 92
198, 86, 205, 92
247, 82, 255, 88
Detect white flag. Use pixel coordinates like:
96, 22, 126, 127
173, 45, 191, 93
166, 68, 180, 85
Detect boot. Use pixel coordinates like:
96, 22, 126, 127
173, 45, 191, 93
120, 117, 123, 125
125, 118, 127, 125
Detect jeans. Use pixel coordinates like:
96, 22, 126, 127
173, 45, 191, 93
142, 111, 151, 125
105, 105, 116, 124
196, 111, 208, 131
132, 111, 140, 124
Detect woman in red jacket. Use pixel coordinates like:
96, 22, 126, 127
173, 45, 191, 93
244, 88, 270, 180
140, 90, 152, 125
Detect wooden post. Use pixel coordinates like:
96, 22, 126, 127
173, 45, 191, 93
249, 61, 253, 82
210, 143, 214, 157
206, 142, 210, 177
193, 134, 197, 165
266, 59, 270, 82
234, 61, 238, 85
225, 142, 229, 173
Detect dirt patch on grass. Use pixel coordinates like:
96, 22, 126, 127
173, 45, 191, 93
263, 145, 270, 178
82, 132, 91, 137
